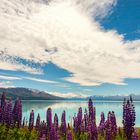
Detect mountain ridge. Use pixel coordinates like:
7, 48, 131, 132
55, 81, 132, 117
0, 87, 63, 100
0, 87, 140, 101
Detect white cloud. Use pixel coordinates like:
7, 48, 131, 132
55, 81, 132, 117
23, 77, 58, 83
49, 91, 91, 98
0, 60, 42, 74
0, 75, 21, 80
0, 81, 15, 88
0, 0, 140, 86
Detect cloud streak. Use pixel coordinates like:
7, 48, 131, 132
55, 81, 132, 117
0, 0, 140, 86
48, 91, 91, 98
0, 81, 15, 88
23, 77, 58, 84
0, 75, 21, 80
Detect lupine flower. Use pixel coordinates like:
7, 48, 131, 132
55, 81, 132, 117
80, 120, 85, 133
0, 107, 2, 123
40, 120, 47, 137
56, 130, 60, 140
88, 120, 98, 140
61, 110, 66, 136
18, 100, 22, 127
36, 113, 40, 130
105, 120, 112, 140
47, 108, 52, 131
13, 98, 22, 127
88, 98, 96, 123
54, 113, 58, 130
1, 92, 6, 108
67, 129, 73, 140
110, 111, 117, 136
88, 98, 93, 120
77, 107, 82, 133
50, 125, 57, 140
98, 112, 105, 136
29, 110, 34, 131
40, 134, 46, 140
1, 92, 6, 123
123, 96, 136, 140
105, 112, 113, 140
84, 108, 88, 131
131, 130, 138, 140
6, 98, 12, 126
73, 115, 78, 133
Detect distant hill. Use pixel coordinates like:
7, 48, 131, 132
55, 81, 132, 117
90, 94, 140, 101
0, 88, 139, 101
0, 88, 63, 100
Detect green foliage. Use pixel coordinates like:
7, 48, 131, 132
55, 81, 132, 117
79, 132, 88, 140
0, 124, 140, 140
0, 124, 38, 140
98, 133, 105, 140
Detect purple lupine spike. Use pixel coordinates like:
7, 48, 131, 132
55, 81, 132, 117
110, 111, 117, 136
29, 110, 34, 131
13, 98, 18, 124
80, 120, 85, 133
130, 97, 136, 126
87, 120, 92, 140
1, 92, 7, 123
67, 129, 73, 140
105, 112, 113, 140
105, 119, 112, 140
92, 122, 98, 140
1, 92, 6, 108
36, 113, 40, 130
98, 112, 105, 136
87, 119, 98, 140
13, 97, 22, 127
123, 97, 136, 140
18, 100, 22, 127
73, 115, 78, 133
40, 120, 47, 138
50, 125, 57, 140
56, 130, 60, 140
77, 107, 82, 132
40, 134, 46, 140
47, 108, 52, 131
84, 108, 88, 131
6, 98, 12, 126
88, 98, 93, 118
88, 98, 96, 123
0, 107, 2, 123
61, 110, 66, 136
54, 113, 58, 130
131, 130, 138, 140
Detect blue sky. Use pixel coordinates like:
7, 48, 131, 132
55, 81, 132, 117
0, 0, 140, 97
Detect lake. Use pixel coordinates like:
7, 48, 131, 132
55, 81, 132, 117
22, 100, 140, 127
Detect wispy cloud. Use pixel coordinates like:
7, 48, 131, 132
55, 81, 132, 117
0, 74, 58, 84
23, 77, 58, 84
49, 91, 91, 98
0, 60, 42, 74
0, 0, 140, 86
0, 75, 21, 80
0, 81, 15, 88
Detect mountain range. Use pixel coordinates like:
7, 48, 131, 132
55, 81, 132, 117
0, 87, 63, 100
0, 87, 140, 101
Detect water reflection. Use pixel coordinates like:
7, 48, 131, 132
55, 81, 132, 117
22, 100, 140, 127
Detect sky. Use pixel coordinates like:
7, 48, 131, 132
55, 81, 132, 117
0, 0, 140, 97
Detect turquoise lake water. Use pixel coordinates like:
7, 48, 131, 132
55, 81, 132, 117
22, 100, 140, 127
